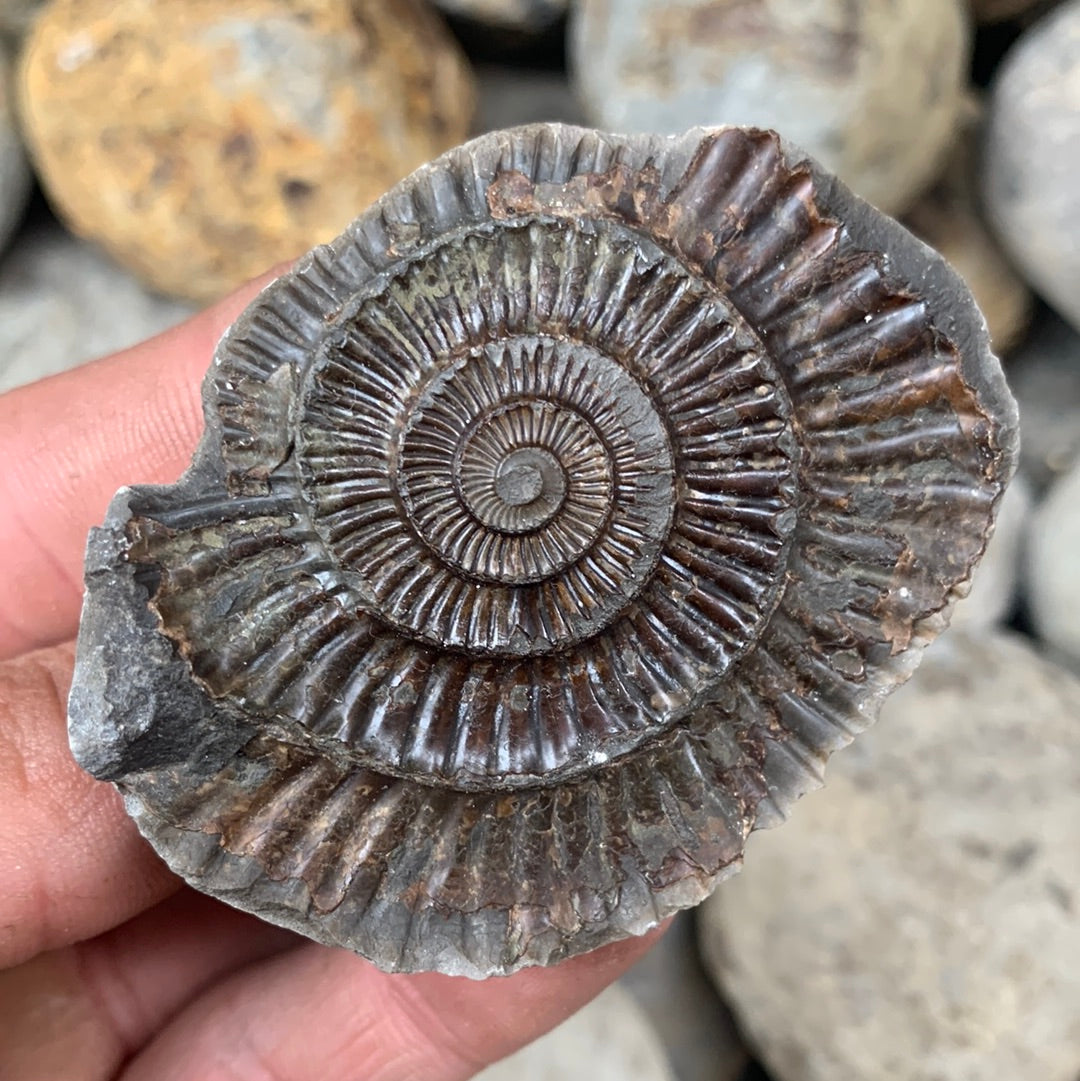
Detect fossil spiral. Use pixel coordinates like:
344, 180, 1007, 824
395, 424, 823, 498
69, 124, 1017, 977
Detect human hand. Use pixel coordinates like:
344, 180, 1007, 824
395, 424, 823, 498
0, 272, 663, 1080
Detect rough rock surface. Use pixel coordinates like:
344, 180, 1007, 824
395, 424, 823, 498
983, 0, 1080, 333
18, 0, 475, 302
1026, 462, 1080, 664
619, 913, 747, 1081
904, 101, 1032, 355
1006, 311, 1080, 492
949, 471, 1031, 630
0, 45, 31, 254
570, 0, 970, 216
475, 985, 674, 1081
473, 65, 584, 134
700, 631, 1080, 1081
433, 0, 566, 30
0, 214, 193, 394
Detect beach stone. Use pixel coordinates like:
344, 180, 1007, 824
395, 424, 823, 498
0, 214, 193, 394
1027, 461, 1080, 664
472, 65, 584, 134
17, 0, 475, 302
949, 471, 1032, 630
904, 102, 1032, 356
570, 0, 970, 216
475, 985, 674, 1081
619, 913, 748, 1081
0, 45, 31, 253
1006, 311, 1080, 492
983, 0, 1080, 334
433, 0, 566, 30
700, 631, 1080, 1081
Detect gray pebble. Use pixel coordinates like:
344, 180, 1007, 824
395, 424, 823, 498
903, 99, 1033, 356
1006, 311, 1080, 493
0, 215, 193, 394
570, 0, 970, 216
472, 65, 585, 135
983, 0, 1080, 334
949, 471, 1032, 631
700, 631, 1080, 1081
0, 46, 30, 254
474, 985, 674, 1081
1026, 461, 1080, 665
619, 913, 748, 1081
432, 0, 565, 30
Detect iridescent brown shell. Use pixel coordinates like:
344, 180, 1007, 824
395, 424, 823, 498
68, 124, 1017, 978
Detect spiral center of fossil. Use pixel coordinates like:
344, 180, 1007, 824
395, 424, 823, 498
493, 446, 566, 520
495, 452, 548, 507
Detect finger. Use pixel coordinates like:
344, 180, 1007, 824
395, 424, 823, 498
0, 643, 178, 970
0, 890, 299, 1081
118, 927, 666, 1081
0, 267, 285, 660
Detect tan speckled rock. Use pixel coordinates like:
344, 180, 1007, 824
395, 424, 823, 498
570, 0, 970, 216
18, 0, 475, 302
905, 102, 1033, 355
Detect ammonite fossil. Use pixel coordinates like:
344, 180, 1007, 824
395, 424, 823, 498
69, 123, 1017, 978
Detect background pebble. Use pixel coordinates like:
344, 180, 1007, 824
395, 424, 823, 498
1026, 461, 1080, 666
1006, 311, 1080, 493
700, 631, 1080, 1081
983, 0, 1080, 333
904, 100, 1032, 355
473, 63, 585, 133
949, 471, 1031, 630
0, 213, 193, 394
0, 46, 31, 255
570, 0, 970, 216
619, 913, 748, 1081
474, 984, 674, 1081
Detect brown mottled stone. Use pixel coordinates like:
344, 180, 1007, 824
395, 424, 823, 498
17, 0, 475, 302
68, 124, 1016, 978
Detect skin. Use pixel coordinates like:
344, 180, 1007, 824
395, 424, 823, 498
0, 268, 664, 1080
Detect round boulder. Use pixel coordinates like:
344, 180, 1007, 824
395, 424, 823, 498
700, 631, 1080, 1081
983, 0, 1080, 333
570, 0, 970, 216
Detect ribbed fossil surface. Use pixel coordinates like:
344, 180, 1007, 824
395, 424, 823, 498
69, 124, 1017, 977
